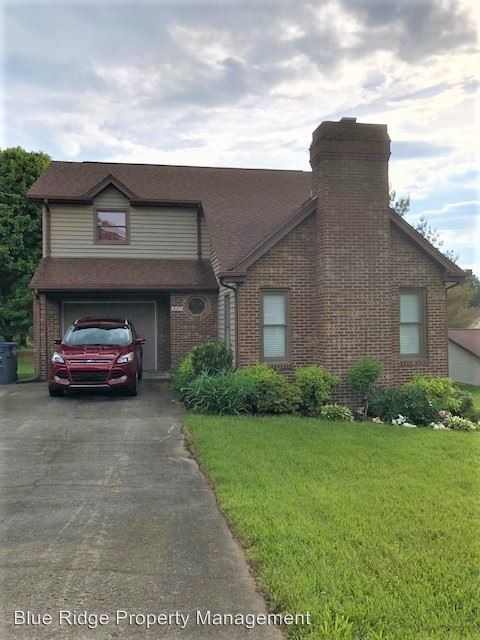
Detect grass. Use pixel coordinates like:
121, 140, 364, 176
457, 383, 480, 412
185, 414, 480, 640
17, 346, 34, 380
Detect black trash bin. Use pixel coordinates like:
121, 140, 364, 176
0, 342, 17, 384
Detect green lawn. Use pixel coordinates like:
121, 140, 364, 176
17, 346, 34, 380
185, 415, 480, 640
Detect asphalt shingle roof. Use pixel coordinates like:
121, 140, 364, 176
28, 161, 312, 271
29, 257, 217, 292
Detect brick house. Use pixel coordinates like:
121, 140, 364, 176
28, 118, 467, 396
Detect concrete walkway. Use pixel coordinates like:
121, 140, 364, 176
0, 382, 281, 639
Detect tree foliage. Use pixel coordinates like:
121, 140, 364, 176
0, 147, 50, 341
448, 276, 480, 328
389, 191, 458, 262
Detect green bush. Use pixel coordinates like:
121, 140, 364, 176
295, 365, 340, 416
451, 386, 478, 421
319, 404, 354, 422
371, 386, 441, 426
403, 376, 478, 420
444, 415, 477, 432
191, 341, 233, 376
404, 376, 458, 411
171, 354, 195, 401
185, 371, 255, 415
347, 358, 383, 394
241, 364, 300, 414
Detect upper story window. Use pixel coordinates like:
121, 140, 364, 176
95, 210, 128, 243
261, 290, 289, 362
399, 290, 425, 357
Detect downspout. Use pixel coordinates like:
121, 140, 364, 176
220, 280, 240, 368
44, 198, 51, 258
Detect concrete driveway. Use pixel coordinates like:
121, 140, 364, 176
0, 382, 281, 639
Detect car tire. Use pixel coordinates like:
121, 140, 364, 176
48, 385, 63, 397
126, 372, 138, 396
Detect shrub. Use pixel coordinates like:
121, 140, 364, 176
190, 341, 233, 377
404, 376, 459, 411
451, 385, 478, 421
185, 371, 255, 415
171, 354, 195, 401
319, 404, 354, 422
444, 415, 477, 432
346, 358, 383, 419
403, 376, 478, 420
295, 365, 340, 416
241, 364, 300, 414
371, 387, 441, 426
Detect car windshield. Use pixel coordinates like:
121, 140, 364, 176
64, 325, 131, 346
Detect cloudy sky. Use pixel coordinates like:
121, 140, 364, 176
2, 0, 479, 273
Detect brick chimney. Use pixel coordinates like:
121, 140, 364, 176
309, 118, 392, 386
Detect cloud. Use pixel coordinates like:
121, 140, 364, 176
1, 0, 478, 271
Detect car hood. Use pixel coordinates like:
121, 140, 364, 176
59, 345, 129, 360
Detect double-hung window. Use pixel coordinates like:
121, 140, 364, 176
261, 291, 289, 362
399, 290, 425, 357
95, 210, 128, 243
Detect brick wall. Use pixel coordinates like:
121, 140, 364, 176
235, 119, 450, 404
34, 294, 61, 380
237, 215, 316, 373
170, 291, 218, 367
389, 226, 448, 385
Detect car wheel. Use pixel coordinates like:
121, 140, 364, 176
49, 385, 63, 397
126, 372, 138, 396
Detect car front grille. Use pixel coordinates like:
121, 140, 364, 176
68, 359, 112, 365
70, 370, 109, 383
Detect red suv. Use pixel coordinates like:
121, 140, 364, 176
48, 317, 145, 397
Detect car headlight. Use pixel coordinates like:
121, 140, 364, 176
51, 352, 65, 364
117, 352, 134, 364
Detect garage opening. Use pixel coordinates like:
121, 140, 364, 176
62, 299, 168, 372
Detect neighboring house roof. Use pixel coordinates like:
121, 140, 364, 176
28, 161, 312, 271
28, 161, 467, 280
448, 329, 480, 359
29, 257, 217, 292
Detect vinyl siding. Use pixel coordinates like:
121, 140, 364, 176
49, 186, 209, 259
448, 342, 480, 386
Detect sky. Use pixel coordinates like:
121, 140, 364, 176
1, 0, 479, 274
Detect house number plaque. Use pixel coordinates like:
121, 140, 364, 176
171, 305, 184, 312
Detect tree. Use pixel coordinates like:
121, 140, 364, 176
389, 191, 458, 262
0, 147, 50, 342
448, 276, 480, 328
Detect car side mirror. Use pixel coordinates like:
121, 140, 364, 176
135, 337, 146, 345
54, 338, 62, 345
